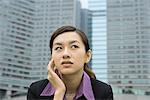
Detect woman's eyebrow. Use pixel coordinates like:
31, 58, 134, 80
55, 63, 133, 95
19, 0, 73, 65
69, 40, 80, 44
53, 42, 62, 46
53, 40, 80, 46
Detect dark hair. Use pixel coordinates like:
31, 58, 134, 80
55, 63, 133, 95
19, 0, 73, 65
49, 25, 96, 79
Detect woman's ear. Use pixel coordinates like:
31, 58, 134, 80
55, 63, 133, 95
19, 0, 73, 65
85, 49, 92, 63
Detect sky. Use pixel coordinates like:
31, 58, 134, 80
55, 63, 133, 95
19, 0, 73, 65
80, 0, 88, 8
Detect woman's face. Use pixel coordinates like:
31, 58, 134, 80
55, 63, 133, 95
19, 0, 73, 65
52, 32, 91, 75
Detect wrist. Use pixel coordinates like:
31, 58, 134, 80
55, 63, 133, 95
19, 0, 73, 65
53, 90, 66, 100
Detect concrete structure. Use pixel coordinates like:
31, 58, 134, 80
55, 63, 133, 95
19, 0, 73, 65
107, 0, 150, 95
0, 0, 35, 99
114, 94, 150, 100
0, 0, 82, 99
31, 0, 81, 82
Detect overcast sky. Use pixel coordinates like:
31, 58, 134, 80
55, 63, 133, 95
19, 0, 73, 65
80, 0, 88, 8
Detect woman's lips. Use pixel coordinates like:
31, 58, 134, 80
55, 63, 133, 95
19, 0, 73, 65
61, 61, 73, 67
61, 61, 73, 64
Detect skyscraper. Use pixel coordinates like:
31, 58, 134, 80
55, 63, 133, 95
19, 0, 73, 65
88, 0, 108, 82
0, 0, 35, 99
0, 0, 82, 99
107, 0, 150, 95
32, 0, 81, 80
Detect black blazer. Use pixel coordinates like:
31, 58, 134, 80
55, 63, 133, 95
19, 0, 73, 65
27, 78, 113, 100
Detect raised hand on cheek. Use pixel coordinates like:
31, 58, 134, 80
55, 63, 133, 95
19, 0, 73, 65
47, 59, 66, 100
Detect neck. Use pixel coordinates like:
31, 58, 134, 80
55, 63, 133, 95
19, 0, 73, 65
62, 70, 84, 94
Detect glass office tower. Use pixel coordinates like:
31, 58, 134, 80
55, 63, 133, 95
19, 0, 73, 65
0, 0, 82, 99
0, 0, 34, 99
107, 0, 150, 95
31, 0, 81, 82
88, 0, 108, 82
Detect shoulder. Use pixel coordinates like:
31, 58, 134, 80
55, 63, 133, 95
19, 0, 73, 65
28, 79, 49, 97
91, 78, 111, 90
91, 78, 113, 99
30, 79, 48, 90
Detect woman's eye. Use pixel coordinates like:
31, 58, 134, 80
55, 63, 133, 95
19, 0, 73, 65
55, 47, 62, 51
71, 45, 79, 49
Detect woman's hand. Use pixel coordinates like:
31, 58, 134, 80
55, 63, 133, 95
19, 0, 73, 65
47, 59, 66, 100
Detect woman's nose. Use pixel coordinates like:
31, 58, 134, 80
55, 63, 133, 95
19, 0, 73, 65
62, 48, 71, 59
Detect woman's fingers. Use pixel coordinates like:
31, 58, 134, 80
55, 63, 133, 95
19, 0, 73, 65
47, 59, 63, 85
47, 59, 56, 79
47, 59, 66, 98
47, 59, 55, 71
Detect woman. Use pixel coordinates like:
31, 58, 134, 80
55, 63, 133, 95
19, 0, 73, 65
27, 26, 113, 100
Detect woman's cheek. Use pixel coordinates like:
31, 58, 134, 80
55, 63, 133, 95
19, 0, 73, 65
53, 55, 61, 66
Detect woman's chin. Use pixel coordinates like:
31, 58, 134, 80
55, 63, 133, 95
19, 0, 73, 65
60, 69, 76, 75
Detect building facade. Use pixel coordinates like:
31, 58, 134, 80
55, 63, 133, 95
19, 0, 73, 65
0, 0, 35, 99
0, 0, 82, 99
107, 0, 150, 95
31, 0, 81, 82
88, 0, 108, 82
